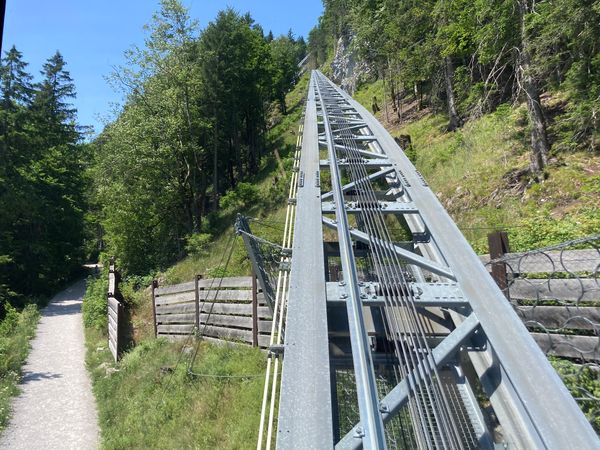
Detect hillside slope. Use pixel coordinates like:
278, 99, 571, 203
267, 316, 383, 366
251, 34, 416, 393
353, 81, 600, 253
82, 75, 309, 449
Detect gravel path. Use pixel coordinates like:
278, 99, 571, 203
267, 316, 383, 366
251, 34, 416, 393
0, 279, 100, 450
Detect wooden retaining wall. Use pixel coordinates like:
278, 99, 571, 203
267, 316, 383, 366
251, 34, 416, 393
107, 260, 125, 362
152, 275, 273, 348
485, 232, 600, 361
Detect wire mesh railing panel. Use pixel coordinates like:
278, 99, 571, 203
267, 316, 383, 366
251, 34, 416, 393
486, 234, 600, 431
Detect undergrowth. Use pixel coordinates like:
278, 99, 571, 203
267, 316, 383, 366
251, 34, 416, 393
84, 75, 309, 448
352, 82, 600, 254
160, 72, 308, 284
86, 329, 265, 449
0, 304, 40, 433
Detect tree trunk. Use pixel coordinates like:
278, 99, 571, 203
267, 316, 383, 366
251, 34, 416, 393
518, 0, 550, 174
212, 108, 219, 212
445, 57, 462, 131
382, 72, 389, 123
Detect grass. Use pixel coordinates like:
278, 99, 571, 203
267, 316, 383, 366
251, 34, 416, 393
352, 81, 600, 253
85, 328, 265, 449
0, 303, 40, 433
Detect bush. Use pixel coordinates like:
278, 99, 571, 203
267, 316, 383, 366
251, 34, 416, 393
185, 233, 212, 257
82, 274, 108, 330
0, 303, 39, 430
219, 182, 259, 210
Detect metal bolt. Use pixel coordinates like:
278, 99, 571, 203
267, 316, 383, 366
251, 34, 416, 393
340, 293, 348, 299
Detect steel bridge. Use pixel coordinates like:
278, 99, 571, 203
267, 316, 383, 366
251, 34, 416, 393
243, 71, 599, 450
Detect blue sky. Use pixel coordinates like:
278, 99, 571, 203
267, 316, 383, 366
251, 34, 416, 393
3, 0, 323, 136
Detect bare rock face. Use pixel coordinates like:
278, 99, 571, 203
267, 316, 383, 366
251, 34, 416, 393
330, 33, 372, 94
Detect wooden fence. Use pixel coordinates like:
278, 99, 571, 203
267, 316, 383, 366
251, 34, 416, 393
152, 275, 273, 348
485, 232, 600, 361
107, 260, 125, 362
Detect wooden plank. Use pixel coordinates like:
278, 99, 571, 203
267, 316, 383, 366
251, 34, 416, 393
108, 305, 117, 322
258, 320, 273, 334
156, 302, 272, 319
531, 333, 600, 360
157, 324, 195, 335
108, 317, 117, 337
109, 338, 117, 362
108, 296, 120, 312
201, 325, 253, 343
198, 276, 252, 288
156, 313, 196, 324
258, 334, 270, 348
156, 281, 196, 296
201, 334, 271, 348
155, 277, 254, 296
155, 290, 196, 305
156, 289, 253, 306
509, 278, 600, 302
200, 314, 253, 330
108, 273, 116, 295
197, 289, 253, 302
516, 306, 600, 330
480, 249, 599, 273
156, 302, 197, 315
108, 327, 117, 346
108, 313, 118, 332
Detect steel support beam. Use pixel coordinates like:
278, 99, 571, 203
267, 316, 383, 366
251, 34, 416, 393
336, 314, 481, 450
276, 75, 334, 449
321, 167, 396, 201
322, 217, 456, 281
325, 281, 468, 308
315, 72, 387, 450
317, 70, 599, 449
321, 200, 418, 215
320, 158, 393, 168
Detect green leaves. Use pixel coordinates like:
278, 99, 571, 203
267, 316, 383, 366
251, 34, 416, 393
0, 47, 86, 300
94, 2, 305, 275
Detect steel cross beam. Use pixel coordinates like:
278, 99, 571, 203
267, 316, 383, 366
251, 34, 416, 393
314, 71, 388, 450
312, 70, 599, 449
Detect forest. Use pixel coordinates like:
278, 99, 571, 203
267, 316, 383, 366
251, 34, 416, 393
0, 46, 86, 312
91, 3, 305, 274
309, 0, 600, 173
0, 0, 305, 312
2, 0, 599, 304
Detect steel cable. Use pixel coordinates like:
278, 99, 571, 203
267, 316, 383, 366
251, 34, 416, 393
316, 74, 465, 449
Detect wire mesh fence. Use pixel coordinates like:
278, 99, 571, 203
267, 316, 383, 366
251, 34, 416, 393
485, 233, 600, 431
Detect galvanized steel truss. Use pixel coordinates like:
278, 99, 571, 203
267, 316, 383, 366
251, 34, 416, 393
274, 71, 598, 450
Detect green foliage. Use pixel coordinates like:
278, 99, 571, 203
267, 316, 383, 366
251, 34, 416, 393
0, 303, 39, 431
219, 182, 259, 210
85, 328, 265, 449
184, 233, 212, 257
82, 274, 108, 330
551, 358, 600, 431
509, 210, 600, 252
0, 46, 86, 301
93, 1, 306, 275
311, 0, 600, 168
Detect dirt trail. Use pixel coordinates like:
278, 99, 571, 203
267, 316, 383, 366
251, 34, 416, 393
0, 279, 99, 450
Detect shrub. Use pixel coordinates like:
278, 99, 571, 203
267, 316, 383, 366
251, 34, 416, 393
185, 233, 212, 257
219, 182, 259, 210
82, 274, 108, 330
0, 303, 39, 430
